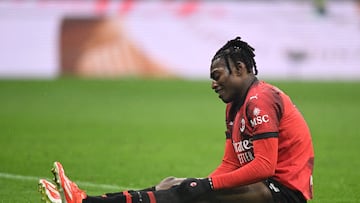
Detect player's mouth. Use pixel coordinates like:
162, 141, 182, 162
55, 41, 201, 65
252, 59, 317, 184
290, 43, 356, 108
215, 88, 225, 97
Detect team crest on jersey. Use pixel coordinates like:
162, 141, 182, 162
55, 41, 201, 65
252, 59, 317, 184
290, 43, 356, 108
253, 107, 261, 116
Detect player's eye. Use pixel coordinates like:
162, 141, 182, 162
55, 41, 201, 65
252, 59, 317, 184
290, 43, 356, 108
211, 73, 220, 81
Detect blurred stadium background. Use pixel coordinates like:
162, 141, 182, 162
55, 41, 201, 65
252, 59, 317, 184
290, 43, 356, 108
0, 0, 360, 202
0, 0, 359, 80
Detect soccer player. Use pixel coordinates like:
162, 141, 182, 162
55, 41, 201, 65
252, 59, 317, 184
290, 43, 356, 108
39, 36, 314, 203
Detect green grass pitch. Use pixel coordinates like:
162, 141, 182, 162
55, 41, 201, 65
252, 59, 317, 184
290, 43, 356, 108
0, 78, 359, 202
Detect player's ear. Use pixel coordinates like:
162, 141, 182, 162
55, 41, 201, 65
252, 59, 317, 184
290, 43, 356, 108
233, 62, 246, 76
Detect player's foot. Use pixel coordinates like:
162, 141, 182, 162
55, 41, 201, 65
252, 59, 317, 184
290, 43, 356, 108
38, 179, 62, 203
52, 161, 87, 203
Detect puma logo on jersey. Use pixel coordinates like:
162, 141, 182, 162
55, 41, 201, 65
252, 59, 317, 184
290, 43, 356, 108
249, 94, 258, 100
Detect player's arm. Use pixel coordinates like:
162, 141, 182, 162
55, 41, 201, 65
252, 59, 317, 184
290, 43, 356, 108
210, 134, 278, 189
210, 89, 282, 189
175, 134, 278, 203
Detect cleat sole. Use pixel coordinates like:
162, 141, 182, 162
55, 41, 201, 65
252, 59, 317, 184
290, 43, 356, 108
38, 181, 51, 203
52, 162, 66, 203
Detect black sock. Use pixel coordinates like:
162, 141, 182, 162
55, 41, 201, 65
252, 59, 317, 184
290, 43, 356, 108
83, 195, 127, 203
104, 186, 156, 197
83, 191, 158, 203
140, 186, 156, 192
153, 188, 181, 203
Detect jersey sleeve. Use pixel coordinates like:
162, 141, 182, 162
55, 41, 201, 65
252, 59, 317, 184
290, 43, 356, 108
210, 136, 278, 189
246, 88, 283, 138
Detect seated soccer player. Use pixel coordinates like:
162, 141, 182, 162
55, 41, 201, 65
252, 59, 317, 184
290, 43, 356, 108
39, 36, 314, 203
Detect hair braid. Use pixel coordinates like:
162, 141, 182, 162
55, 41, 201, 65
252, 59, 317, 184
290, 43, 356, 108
212, 37, 258, 75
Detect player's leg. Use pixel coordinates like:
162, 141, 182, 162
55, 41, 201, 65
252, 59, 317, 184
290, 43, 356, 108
187, 182, 273, 203
83, 176, 186, 200
210, 182, 274, 203
262, 178, 307, 203
103, 176, 185, 197
51, 161, 183, 203
194, 179, 306, 203
85, 177, 186, 203
83, 191, 160, 203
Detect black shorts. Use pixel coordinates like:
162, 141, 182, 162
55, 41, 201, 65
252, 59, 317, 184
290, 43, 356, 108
264, 178, 307, 203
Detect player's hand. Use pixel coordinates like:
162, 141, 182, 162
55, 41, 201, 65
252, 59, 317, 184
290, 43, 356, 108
155, 176, 186, 191
177, 178, 213, 202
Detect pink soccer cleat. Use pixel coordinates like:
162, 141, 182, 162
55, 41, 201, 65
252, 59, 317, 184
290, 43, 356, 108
52, 161, 87, 203
38, 179, 62, 203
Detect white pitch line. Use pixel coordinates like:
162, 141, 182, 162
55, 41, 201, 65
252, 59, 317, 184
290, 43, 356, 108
0, 172, 136, 190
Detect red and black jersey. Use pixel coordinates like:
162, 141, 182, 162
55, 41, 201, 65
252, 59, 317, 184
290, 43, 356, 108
209, 80, 314, 200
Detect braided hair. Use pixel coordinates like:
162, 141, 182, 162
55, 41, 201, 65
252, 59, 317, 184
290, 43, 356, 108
211, 37, 258, 75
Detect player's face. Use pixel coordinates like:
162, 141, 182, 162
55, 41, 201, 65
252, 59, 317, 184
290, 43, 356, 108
210, 58, 243, 103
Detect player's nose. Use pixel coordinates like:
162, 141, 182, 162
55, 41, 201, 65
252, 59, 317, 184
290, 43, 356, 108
211, 80, 218, 89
